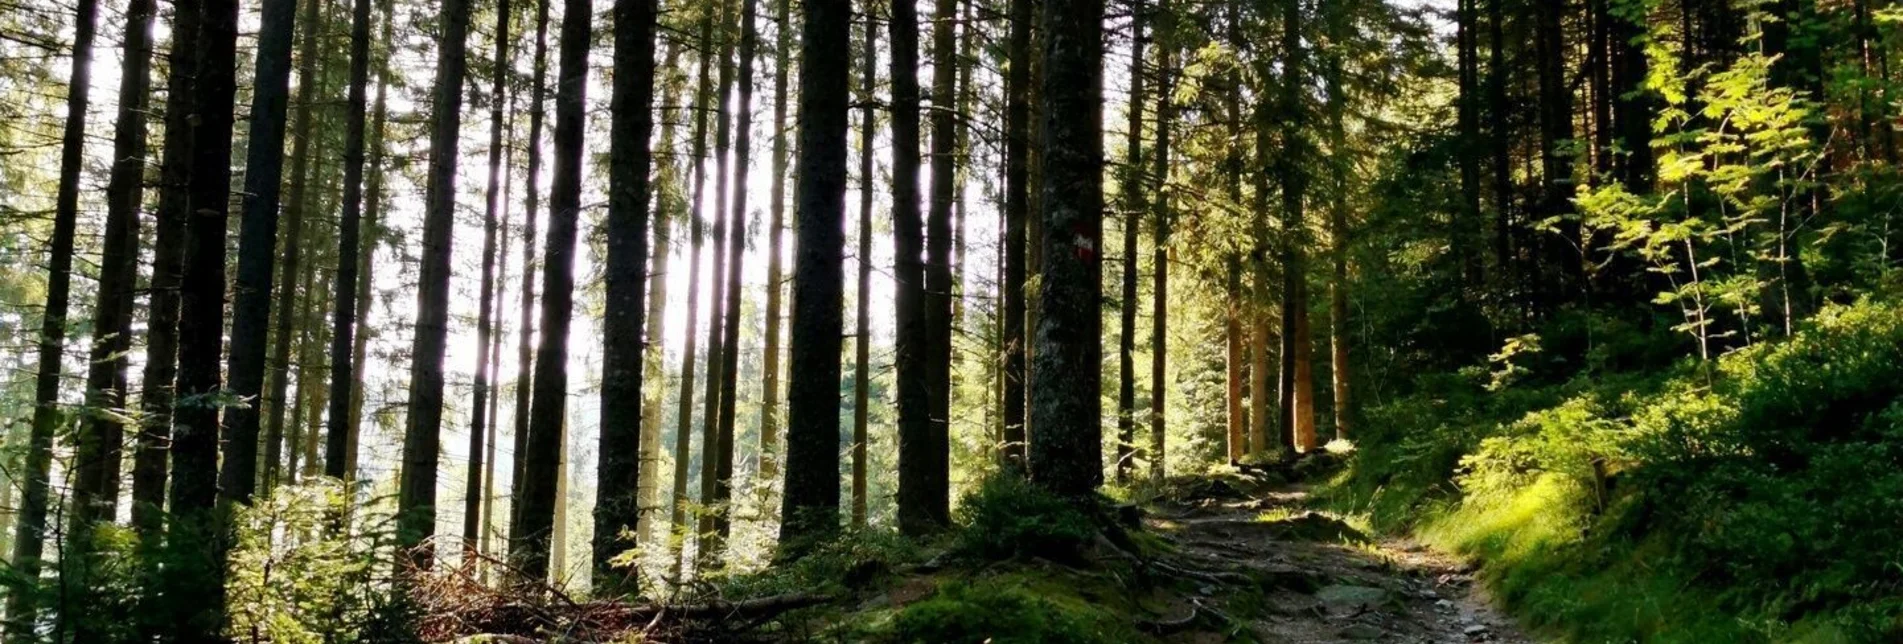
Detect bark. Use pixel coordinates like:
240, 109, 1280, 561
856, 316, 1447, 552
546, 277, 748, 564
9, 0, 97, 635
1028, 0, 1105, 498
265, 0, 328, 491
346, 0, 397, 484
851, 11, 878, 530
224, 0, 298, 509
1000, 0, 1033, 471
514, 0, 592, 582
1116, 0, 1146, 486
1535, 0, 1580, 292
637, 41, 682, 548
329, 0, 376, 481
922, 0, 957, 527
169, 0, 240, 634
598, 0, 657, 592
669, 8, 716, 574
1249, 37, 1275, 457
1279, 0, 1317, 453
760, 0, 793, 485
1148, 0, 1174, 482
1224, 0, 1247, 462
781, 0, 851, 549
131, 0, 199, 546
892, 0, 935, 534
1457, 0, 1483, 288
510, 0, 551, 538
1488, 0, 1514, 291
469, 0, 513, 559
1611, 0, 1654, 192
696, 0, 735, 565
74, 0, 155, 542
711, 0, 759, 553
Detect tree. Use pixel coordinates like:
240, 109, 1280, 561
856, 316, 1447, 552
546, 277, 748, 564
170, 0, 240, 634
597, 0, 657, 592
345, 0, 398, 484
224, 0, 301, 512
7, 0, 98, 635
399, 0, 476, 566
1278, 0, 1317, 454
668, 6, 717, 572
781, 0, 851, 550
1000, 0, 1033, 472
696, 0, 736, 562
1116, 0, 1147, 485
1028, 0, 1105, 498
760, 0, 793, 485
264, 0, 327, 490
512, 0, 552, 530
515, 0, 593, 582
921, 0, 958, 527
328, 0, 378, 481
711, 0, 760, 554
466, 0, 514, 559
892, 0, 935, 535
851, 6, 878, 529
1147, 0, 1175, 481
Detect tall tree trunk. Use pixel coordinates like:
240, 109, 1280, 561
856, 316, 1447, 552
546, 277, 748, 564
266, 0, 328, 491
851, 10, 878, 529
1116, 0, 1146, 485
169, 0, 240, 634
329, 0, 377, 481
510, 0, 551, 538
1223, 0, 1248, 462
695, 0, 735, 565
400, 0, 476, 568
1457, 0, 1483, 289
1323, 0, 1350, 441
1535, 0, 1579, 295
760, 0, 792, 486
922, 0, 957, 527
1488, 0, 1514, 293
345, 0, 397, 484
637, 41, 682, 549
1148, 0, 1174, 482
598, 0, 657, 593
224, 0, 298, 510
711, 0, 759, 554
1000, 0, 1032, 472
1611, 0, 1654, 192
8, 0, 98, 635
514, 0, 592, 582
780, 0, 850, 550
1243, 0, 1274, 459
74, 0, 156, 546
669, 8, 716, 575
468, 0, 513, 559
1279, 0, 1316, 453
1028, 0, 1105, 498
131, 0, 200, 550
892, 0, 934, 534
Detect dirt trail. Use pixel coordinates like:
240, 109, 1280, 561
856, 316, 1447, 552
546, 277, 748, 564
1145, 483, 1534, 644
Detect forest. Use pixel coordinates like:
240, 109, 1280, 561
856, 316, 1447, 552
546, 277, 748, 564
2, 0, 1903, 639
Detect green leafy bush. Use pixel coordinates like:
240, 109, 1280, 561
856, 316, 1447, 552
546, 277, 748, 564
887, 578, 1127, 644
952, 476, 1099, 562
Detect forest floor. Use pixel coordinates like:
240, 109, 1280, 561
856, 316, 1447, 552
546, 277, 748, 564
1142, 478, 1533, 643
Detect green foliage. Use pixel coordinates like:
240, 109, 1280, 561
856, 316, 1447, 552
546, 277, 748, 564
225, 481, 415, 643
886, 576, 1137, 644
1327, 296, 1903, 642
952, 476, 1100, 563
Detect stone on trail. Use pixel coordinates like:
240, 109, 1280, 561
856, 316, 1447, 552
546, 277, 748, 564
1314, 584, 1390, 614
1338, 622, 1387, 640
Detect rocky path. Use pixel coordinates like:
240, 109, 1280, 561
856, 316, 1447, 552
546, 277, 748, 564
1144, 483, 1534, 644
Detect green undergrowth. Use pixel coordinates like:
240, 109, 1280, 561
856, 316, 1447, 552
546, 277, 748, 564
1321, 297, 1903, 642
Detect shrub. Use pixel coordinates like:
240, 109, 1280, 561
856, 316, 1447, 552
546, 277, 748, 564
887, 578, 1125, 644
952, 476, 1099, 562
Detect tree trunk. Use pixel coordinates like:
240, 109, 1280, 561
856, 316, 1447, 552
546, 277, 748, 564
345, 0, 397, 484
852, 10, 878, 529
1611, 0, 1654, 192
468, 0, 513, 560
760, 0, 793, 486
1488, 0, 1514, 293
695, 0, 735, 566
637, 41, 682, 549
1535, 0, 1579, 295
265, 0, 328, 492
329, 0, 377, 481
598, 0, 657, 593
514, 0, 592, 584
169, 0, 240, 634
1000, 0, 1032, 472
669, 8, 716, 576
892, 0, 934, 535
400, 0, 476, 568
711, 0, 759, 555
1148, 0, 1174, 482
1279, 0, 1316, 453
1224, 0, 1248, 462
1457, 0, 1483, 288
781, 0, 851, 550
1116, 0, 1146, 486
510, 0, 552, 542
74, 0, 155, 545
922, 0, 957, 527
8, 0, 98, 635
1028, 0, 1105, 498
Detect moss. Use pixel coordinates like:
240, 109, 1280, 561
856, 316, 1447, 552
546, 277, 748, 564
884, 574, 1147, 644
